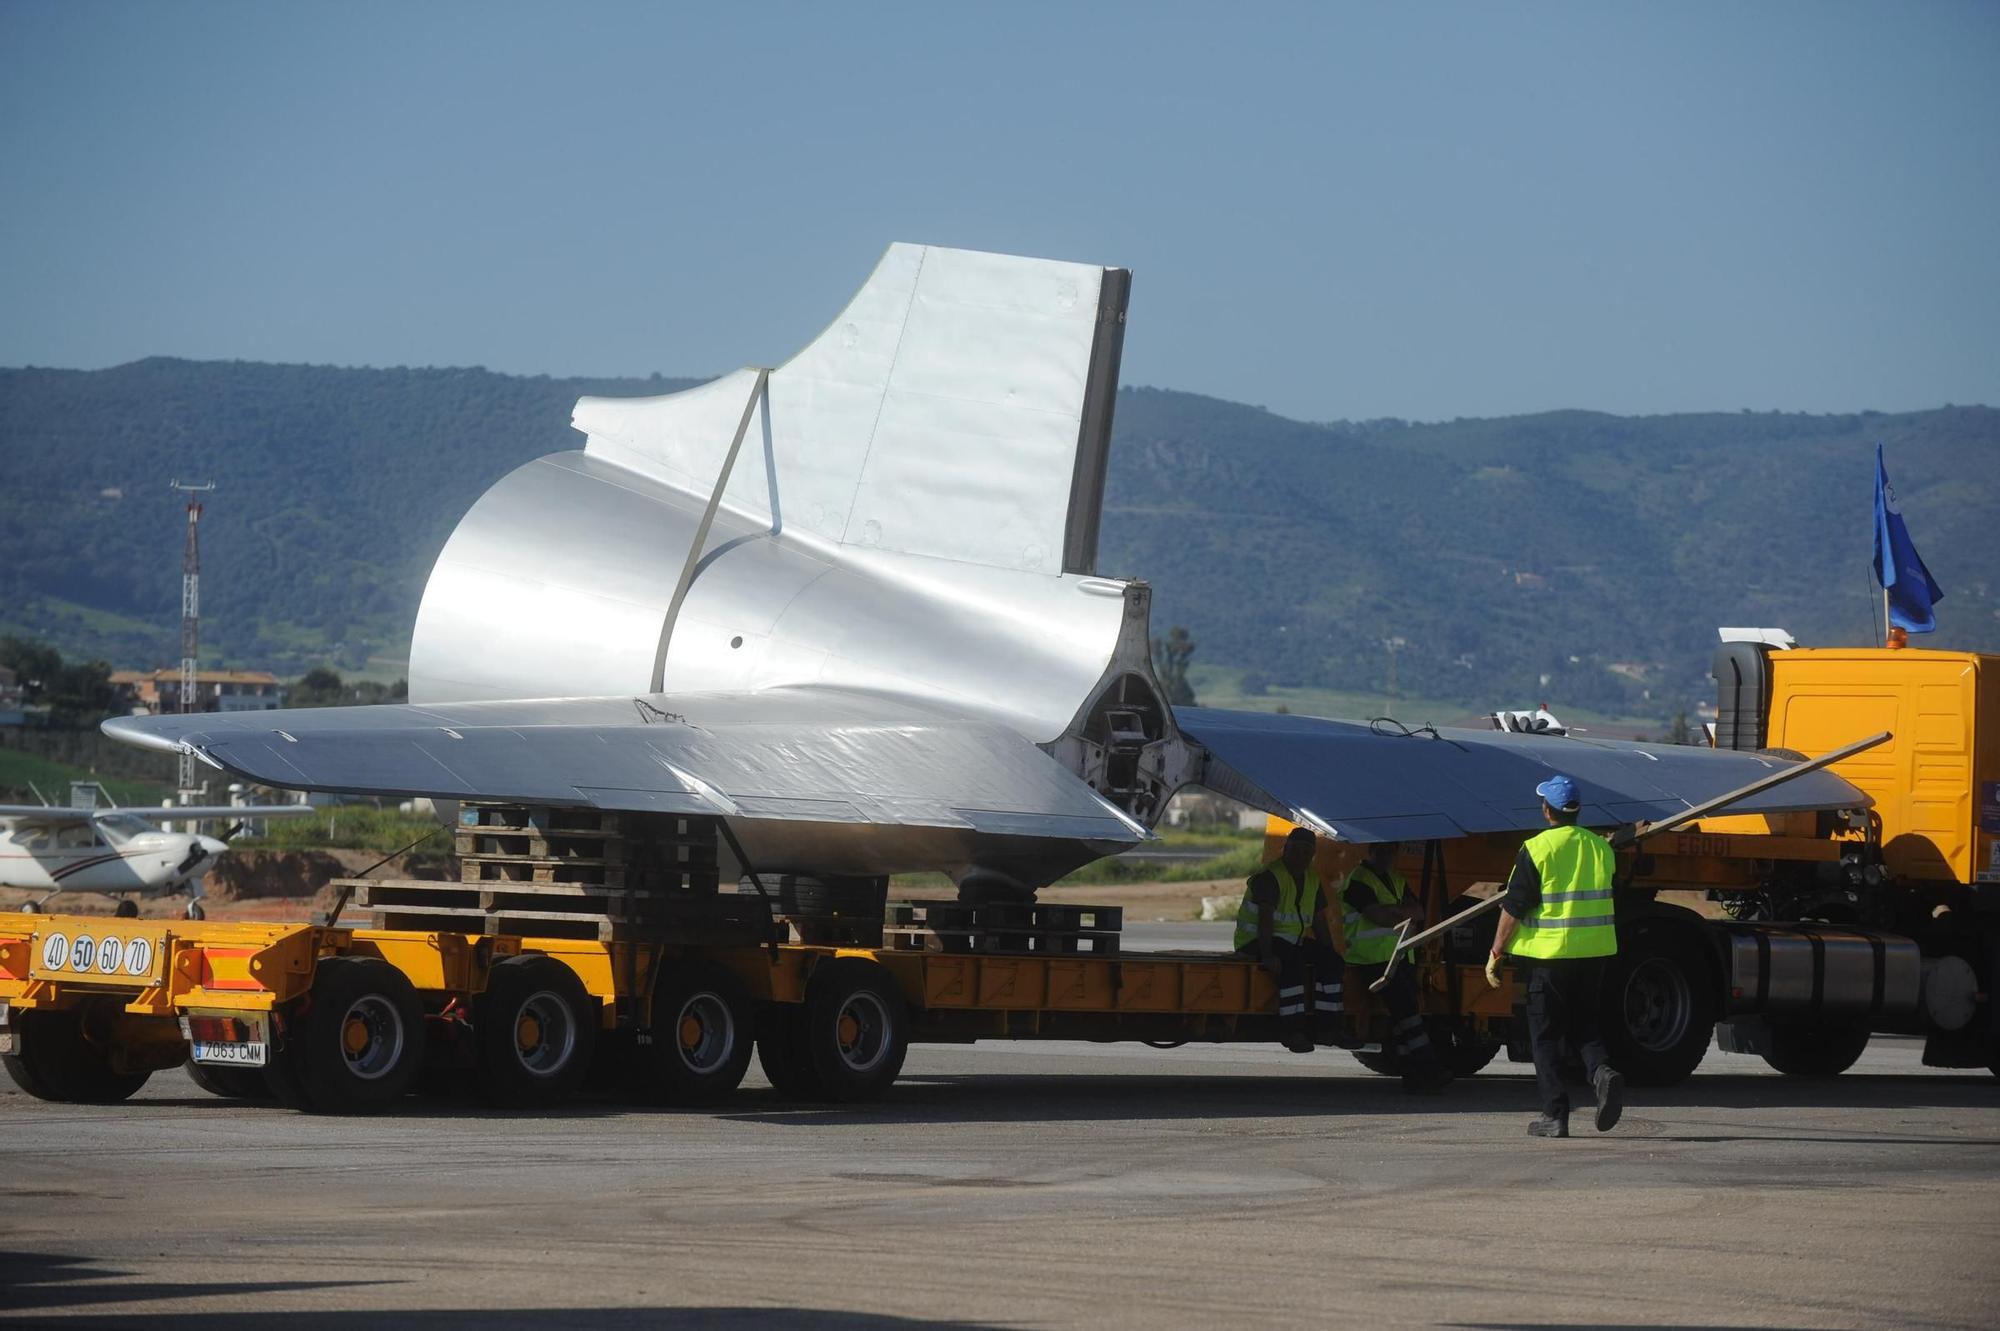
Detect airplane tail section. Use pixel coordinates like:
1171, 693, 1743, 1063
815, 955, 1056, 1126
409, 244, 1141, 747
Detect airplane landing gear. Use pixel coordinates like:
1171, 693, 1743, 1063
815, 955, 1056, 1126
184, 901, 206, 921
115, 899, 140, 919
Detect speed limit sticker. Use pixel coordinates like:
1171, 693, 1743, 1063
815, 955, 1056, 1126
33, 930, 161, 980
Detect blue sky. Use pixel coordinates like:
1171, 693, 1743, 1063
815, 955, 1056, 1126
2, 1, 1994, 422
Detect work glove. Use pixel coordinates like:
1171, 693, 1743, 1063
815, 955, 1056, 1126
1484, 952, 1504, 989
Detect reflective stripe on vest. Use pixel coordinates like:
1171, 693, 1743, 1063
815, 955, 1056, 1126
1233, 862, 1322, 951
1506, 824, 1619, 959
1340, 861, 1407, 965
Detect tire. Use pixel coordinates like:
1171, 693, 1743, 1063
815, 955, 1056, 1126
2, 1003, 151, 1104
476, 955, 598, 1108
1601, 927, 1717, 1087
1761, 1018, 1870, 1077
755, 1004, 827, 1101
281, 956, 427, 1113
1351, 1048, 1395, 1076
185, 901, 206, 921
641, 962, 753, 1105
1349, 1020, 1500, 1078
184, 1057, 272, 1100
114, 899, 139, 919
802, 960, 909, 1103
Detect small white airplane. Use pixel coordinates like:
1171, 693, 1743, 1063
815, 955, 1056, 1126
0, 799, 316, 919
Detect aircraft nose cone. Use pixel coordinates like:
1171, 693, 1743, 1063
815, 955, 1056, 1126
199, 836, 231, 858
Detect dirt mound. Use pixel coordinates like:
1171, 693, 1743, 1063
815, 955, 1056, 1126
201, 849, 457, 902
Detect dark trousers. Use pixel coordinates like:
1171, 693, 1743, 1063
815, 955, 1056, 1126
1344, 960, 1440, 1070
1266, 935, 1343, 1028
1527, 957, 1612, 1117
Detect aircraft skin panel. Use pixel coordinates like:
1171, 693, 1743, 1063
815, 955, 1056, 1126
408, 442, 1129, 742
1177, 706, 1871, 843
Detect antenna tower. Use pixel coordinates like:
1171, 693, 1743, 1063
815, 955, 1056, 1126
170, 480, 216, 802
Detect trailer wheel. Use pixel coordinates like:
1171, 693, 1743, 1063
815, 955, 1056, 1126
1602, 928, 1716, 1087
285, 956, 427, 1113
755, 1004, 826, 1101
803, 960, 908, 1103
1761, 1018, 1870, 1077
642, 963, 753, 1104
183, 1057, 272, 1100
2, 1003, 151, 1104
477, 955, 598, 1108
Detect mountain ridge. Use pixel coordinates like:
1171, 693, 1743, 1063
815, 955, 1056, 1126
1, 358, 1991, 718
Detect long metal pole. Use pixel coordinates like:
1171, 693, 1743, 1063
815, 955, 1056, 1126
1368, 728, 1893, 989
170, 480, 216, 809
650, 369, 770, 693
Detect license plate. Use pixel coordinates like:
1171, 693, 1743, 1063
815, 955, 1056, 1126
190, 1040, 268, 1067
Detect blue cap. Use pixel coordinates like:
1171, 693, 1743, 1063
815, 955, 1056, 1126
1535, 774, 1581, 810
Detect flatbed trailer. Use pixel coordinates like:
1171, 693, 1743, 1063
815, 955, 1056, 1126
0, 907, 1509, 1114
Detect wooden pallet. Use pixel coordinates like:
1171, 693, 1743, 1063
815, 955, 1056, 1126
457, 853, 630, 888
457, 803, 629, 835
455, 828, 627, 861
345, 876, 770, 944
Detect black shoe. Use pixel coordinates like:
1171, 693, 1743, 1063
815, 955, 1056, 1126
1283, 1033, 1316, 1054
1593, 1066, 1624, 1132
1527, 1114, 1569, 1138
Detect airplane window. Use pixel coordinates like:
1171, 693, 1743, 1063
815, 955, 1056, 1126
95, 814, 152, 843
54, 824, 105, 849
18, 829, 51, 851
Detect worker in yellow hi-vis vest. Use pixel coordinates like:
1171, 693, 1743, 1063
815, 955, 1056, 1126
1490, 774, 1626, 1138
1340, 840, 1452, 1094
1233, 827, 1343, 1053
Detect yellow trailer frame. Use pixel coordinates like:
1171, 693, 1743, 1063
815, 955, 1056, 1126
0, 907, 1508, 1111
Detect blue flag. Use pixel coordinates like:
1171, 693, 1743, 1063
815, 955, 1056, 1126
1873, 444, 1944, 633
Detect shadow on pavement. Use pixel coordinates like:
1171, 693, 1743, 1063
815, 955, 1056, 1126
0, 1251, 990, 1331
0, 1250, 391, 1315
707, 1064, 1998, 1128
1445, 1325, 1839, 1331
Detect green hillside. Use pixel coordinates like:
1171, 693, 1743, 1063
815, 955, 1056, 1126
0, 359, 698, 672
0, 360, 1991, 719
1102, 390, 1996, 713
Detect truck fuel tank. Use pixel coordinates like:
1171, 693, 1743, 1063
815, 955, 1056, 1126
1720, 923, 1921, 1018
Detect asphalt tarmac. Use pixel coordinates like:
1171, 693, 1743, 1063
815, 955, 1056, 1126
2, 933, 1995, 1329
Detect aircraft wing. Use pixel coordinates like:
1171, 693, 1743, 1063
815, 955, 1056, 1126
115, 805, 320, 820
0, 807, 96, 826
1178, 707, 1870, 843
102, 688, 1148, 881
